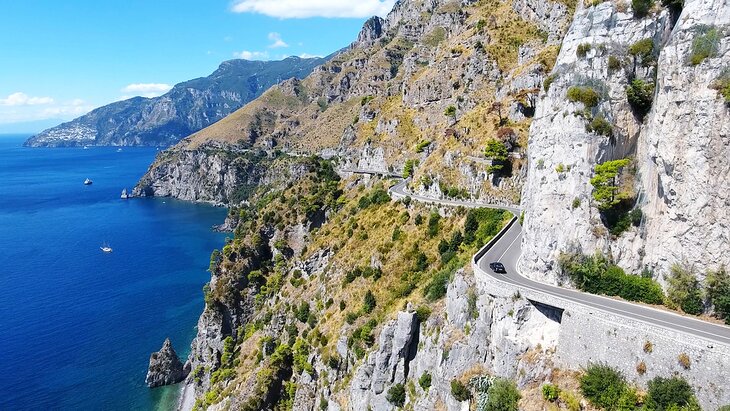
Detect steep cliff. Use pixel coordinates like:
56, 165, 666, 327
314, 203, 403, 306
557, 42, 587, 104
24, 57, 327, 147
136, 0, 574, 205
520, 0, 729, 286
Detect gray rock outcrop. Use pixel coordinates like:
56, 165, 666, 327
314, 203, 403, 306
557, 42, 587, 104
145, 338, 188, 388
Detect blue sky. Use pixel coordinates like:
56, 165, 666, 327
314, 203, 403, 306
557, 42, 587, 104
0, 0, 395, 131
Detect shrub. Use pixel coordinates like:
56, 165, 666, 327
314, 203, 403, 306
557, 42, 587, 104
587, 116, 614, 137
678, 353, 691, 369
711, 68, 730, 104
689, 26, 720, 66
644, 340, 654, 353
485, 378, 521, 411
646, 376, 697, 411
632, 0, 654, 18
567, 86, 600, 107
296, 302, 310, 323
419, 372, 432, 390
555, 163, 565, 173
403, 159, 417, 178
362, 290, 376, 314
572, 197, 581, 209
636, 361, 647, 375
427, 211, 441, 238
628, 38, 655, 67
451, 379, 471, 401
386, 383, 406, 407
661, 0, 684, 12
608, 55, 622, 72
424, 270, 450, 301
415, 140, 432, 153
706, 266, 730, 323
415, 306, 432, 322
667, 264, 704, 315
577, 43, 592, 58
544, 74, 557, 92
542, 384, 561, 402
560, 253, 665, 305
444, 105, 457, 118
626, 79, 655, 120
580, 364, 630, 409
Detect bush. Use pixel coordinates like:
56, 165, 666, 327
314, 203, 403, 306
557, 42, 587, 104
386, 383, 406, 407
403, 159, 418, 178
577, 43, 592, 58
678, 353, 691, 369
626, 79, 655, 120
567, 86, 600, 107
419, 372, 432, 390
444, 105, 457, 118
415, 306, 432, 322
415, 140, 432, 153
485, 378, 521, 411
632, 0, 654, 18
706, 266, 730, 323
587, 116, 614, 137
544, 74, 557, 92
628, 38, 655, 67
451, 379, 471, 401
689, 26, 720, 66
427, 211, 441, 238
711, 69, 730, 104
645, 377, 697, 411
542, 384, 561, 402
295, 302, 310, 323
580, 364, 631, 409
572, 197, 581, 209
424, 270, 450, 301
636, 361, 647, 375
484, 139, 509, 173
608, 55, 622, 72
560, 253, 665, 305
667, 264, 704, 315
362, 290, 376, 314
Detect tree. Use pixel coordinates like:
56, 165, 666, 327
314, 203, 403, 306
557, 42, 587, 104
580, 364, 629, 410
403, 159, 417, 178
706, 266, 730, 323
632, 0, 654, 18
386, 383, 406, 407
590, 159, 631, 211
362, 290, 376, 314
645, 377, 698, 411
666, 264, 704, 315
491, 102, 507, 125
485, 378, 521, 411
485, 139, 509, 173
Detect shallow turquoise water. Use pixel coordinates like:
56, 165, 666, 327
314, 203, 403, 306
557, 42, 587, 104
0, 135, 226, 410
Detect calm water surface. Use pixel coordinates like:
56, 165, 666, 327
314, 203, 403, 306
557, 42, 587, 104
0, 135, 226, 410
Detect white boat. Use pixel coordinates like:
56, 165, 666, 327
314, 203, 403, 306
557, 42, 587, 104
117, 148, 123, 152
100, 242, 113, 253
121, 189, 129, 199
84, 178, 93, 185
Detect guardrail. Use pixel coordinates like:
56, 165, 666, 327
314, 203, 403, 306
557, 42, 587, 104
472, 215, 518, 267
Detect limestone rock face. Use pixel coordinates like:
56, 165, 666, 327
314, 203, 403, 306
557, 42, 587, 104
145, 338, 188, 388
520, 0, 730, 285
637, 0, 730, 279
350, 311, 419, 410
519, 2, 671, 282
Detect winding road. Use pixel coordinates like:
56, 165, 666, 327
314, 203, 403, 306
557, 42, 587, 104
388, 179, 730, 347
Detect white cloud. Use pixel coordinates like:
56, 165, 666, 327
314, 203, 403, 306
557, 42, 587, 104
0, 92, 54, 106
268, 32, 289, 48
120, 83, 172, 98
233, 50, 270, 60
231, 0, 396, 18
0, 98, 94, 125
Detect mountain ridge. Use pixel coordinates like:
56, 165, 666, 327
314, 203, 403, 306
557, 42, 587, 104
24, 56, 330, 148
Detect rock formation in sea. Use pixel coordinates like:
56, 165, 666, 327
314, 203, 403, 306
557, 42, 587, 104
145, 338, 189, 388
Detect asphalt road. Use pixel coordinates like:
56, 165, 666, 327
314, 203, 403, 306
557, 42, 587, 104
389, 180, 730, 347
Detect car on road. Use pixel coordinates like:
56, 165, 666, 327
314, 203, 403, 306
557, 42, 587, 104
489, 262, 506, 274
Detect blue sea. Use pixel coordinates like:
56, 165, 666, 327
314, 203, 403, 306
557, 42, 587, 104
0, 135, 227, 410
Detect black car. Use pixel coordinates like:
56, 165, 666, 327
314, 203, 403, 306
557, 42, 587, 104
489, 262, 506, 274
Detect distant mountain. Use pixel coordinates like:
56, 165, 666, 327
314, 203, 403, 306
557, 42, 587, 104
24, 56, 328, 147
